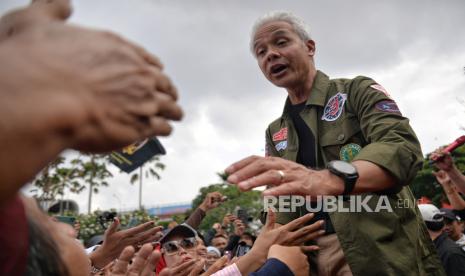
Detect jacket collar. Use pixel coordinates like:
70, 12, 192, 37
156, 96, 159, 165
281, 70, 330, 118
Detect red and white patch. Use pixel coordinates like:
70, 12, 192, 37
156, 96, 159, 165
370, 84, 391, 98
272, 128, 288, 141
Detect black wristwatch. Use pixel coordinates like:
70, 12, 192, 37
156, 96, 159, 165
327, 160, 359, 195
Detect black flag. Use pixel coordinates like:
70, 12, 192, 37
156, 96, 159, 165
109, 138, 166, 173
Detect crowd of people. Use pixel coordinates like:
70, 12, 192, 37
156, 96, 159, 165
0, 0, 464, 275
418, 150, 465, 276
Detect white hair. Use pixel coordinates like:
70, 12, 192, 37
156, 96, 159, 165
250, 11, 311, 54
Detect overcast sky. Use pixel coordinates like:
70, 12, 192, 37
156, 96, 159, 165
1, 0, 464, 213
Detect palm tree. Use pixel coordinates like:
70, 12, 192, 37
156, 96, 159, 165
129, 156, 165, 209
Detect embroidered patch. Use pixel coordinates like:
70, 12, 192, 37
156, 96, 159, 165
370, 84, 391, 98
272, 128, 288, 141
321, 93, 347, 121
340, 143, 362, 162
275, 141, 287, 152
375, 100, 401, 114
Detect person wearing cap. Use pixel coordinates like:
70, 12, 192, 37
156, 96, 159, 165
157, 224, 201, 273
226, 11, 443, 276
206, 246, 222, 269
441, 208, 465, 251
418, 204, 465, 276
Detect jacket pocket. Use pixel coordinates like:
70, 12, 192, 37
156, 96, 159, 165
320, 117, 364, 162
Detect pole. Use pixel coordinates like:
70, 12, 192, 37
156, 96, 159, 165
139, 165, 143, 210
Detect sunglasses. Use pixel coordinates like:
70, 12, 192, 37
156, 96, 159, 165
162, 237, 198, 255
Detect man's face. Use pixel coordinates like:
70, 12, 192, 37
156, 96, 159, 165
253, 20, 316, 89
444, 219, 463, 241
211, 236, 227, 253
162, 235, 197, 268
205, 252, 220, 268
196, 237, 207, 259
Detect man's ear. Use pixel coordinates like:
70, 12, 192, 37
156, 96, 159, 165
305, 39, 316, 57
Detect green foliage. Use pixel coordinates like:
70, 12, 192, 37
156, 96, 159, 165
128, 156, 164, 185
31, 156, 75, 201
76, 209, 157, 244
411, 144, 465, 206
190, 173, 262, 231
32, 153, 113, 214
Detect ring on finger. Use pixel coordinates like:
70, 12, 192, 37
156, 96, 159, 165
277, 170, 285, 183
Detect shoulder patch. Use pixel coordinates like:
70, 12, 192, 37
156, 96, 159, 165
275, 141, 287, 152
322, 92, 347, 122
272, 128, 288, 142
375, 100, 401, 114
370, 84, 392, 98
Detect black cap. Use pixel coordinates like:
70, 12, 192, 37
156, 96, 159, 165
440, 208, 461, 221
159, 224, 197, 244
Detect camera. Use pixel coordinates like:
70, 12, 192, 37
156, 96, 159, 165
97, 211, 117, 229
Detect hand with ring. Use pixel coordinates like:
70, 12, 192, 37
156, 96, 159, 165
225, 155, 344, 196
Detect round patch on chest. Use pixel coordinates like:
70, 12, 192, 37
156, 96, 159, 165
339, 143, 362, 162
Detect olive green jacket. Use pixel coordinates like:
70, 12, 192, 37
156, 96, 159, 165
265, 71, 445, 276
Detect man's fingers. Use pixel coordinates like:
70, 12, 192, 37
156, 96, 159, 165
290, 225, 326, 245
262, 181, 307, 196
143, 250, 161, 275
130, 226, 163, 245
204, 256, 228, 275
147, 66, 178, 101
283, 213, 316, 232
106, 217, 120, 235
144, 116, 173, 137
127, 244, 153, 275
111, 246, 135, 274
225, 155, 263, 179
300, 245, 320, 252
237, 169, 284, 191
188, 259, 205, 276
265, 208, 276, 229
123, 221, 156, 237
170, 259, 196, 275
154, 92, 183, 120
32, 0, 72, 21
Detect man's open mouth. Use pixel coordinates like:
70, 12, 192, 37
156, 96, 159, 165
270, 64, 288, 76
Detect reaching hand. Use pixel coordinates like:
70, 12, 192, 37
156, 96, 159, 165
233, 219, 245, 236
202, 256, 228, 276
199, 192, 224, 212
90, 218, 162, 269
431, 149, 454, 172
222, 214, 237, 227
433, 170, 453, 187
110, 244, 161, 276
225, 156, 344, 196
159, 259, 198, 276
252, 209, 324, 255
0, 0, 183, 153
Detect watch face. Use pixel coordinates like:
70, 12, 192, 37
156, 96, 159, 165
333, 160, 357, 175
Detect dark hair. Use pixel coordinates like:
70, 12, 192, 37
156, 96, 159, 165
25, 217, 69, 276
241, 232, 256, 243
425, 221, 444, 232
197, 233, 206, 244
213, 234, 228, 240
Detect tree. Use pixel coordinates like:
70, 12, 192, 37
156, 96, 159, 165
31, 155, 81, 211
190, 172, 262, 231
410, 144, 465, 206
73, 154, 113, 214
128, 156, 165, 210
